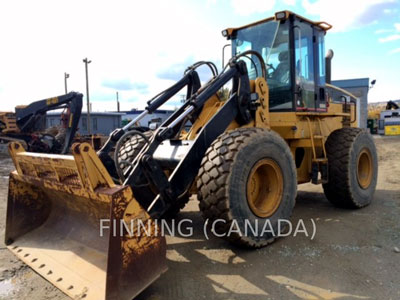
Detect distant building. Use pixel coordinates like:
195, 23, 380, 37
46, 109, 174, 136
331, 78, 370, 128
120, 109, 174, 127
46, 112, 124, 135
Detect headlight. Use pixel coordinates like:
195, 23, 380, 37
275, 11, 287, 20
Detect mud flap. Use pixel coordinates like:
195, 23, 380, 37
5, 142, 167, 300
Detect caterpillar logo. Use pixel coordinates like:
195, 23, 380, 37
46, 97, 58, 105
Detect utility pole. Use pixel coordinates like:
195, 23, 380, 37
83, 58, 92, 135
116, 91, 120, 112
64, 73, 69, 94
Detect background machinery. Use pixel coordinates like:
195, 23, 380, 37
379, 100, 400, 135
5, 11, 377, 300
0, 92, 82, 154
368, 100, 400, 135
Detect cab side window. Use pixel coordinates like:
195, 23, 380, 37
268, 21, 293, 111
294, 21, 315, 109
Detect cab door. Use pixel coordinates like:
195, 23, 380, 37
314, 28, 327, 111
294, 19, 327, 111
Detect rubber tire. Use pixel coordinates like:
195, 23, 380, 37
117, 131, 153, 174
197, 128, 297, 248
118, 131, 190, 217
323, 127, 378, 208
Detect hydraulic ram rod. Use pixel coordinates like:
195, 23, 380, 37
122, 110, 148, 131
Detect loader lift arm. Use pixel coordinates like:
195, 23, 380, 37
98, 65, 203, 177
124, 52, 266, 218
15, 92, 83, 154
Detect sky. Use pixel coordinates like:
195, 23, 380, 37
0, 0, 399, 112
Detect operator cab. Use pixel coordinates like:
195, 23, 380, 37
223, 11, 332, 112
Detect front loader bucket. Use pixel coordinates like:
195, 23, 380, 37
5, 142, 167, 300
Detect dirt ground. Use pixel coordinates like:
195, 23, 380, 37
0, 136, 399, 300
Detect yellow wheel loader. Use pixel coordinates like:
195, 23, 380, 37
5, 10, 378, 300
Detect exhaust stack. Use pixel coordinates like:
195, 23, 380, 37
325, 49, 334, 84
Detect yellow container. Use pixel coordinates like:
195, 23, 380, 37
384, 125, 400, 135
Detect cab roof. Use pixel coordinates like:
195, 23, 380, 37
222, 10, 332, 39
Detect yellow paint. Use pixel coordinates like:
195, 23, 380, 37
46, 97, 58, 105
0, 112, 19, 133
186, 94, 222, 140
384, 125, 400, 135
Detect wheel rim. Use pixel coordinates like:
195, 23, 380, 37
247, 158, 283, 218
357, 148, 373, 189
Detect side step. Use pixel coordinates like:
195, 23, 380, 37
307, 117, 329, 185
311, 160, 328, 184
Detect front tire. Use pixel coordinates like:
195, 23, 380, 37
117, 131, 190, 216
197, 128, 297, 248
117, 131, 153, 177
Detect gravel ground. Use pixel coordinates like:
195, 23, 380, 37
0, 136, 399, 300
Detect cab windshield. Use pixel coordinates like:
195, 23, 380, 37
232, 20, 293, 110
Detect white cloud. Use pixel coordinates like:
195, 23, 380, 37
374, 28, 393, 34
389, 48, 400, 54
302, 0, 398, 32
379, 34, 400, 42
230, 0, 276, 16
282, 0, 297, 5
376, 23, 400, 42
0, 0, 226, 111
383, 7, 399, 13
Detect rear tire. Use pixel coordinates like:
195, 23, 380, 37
323, 127, 378, 208
197, 128, 297, 248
